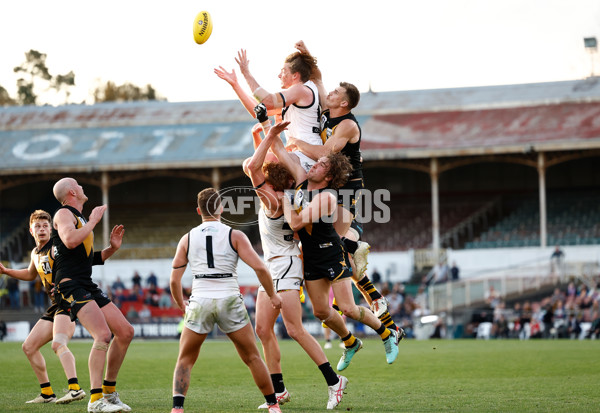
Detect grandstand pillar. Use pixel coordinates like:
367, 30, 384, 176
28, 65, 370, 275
211, 167, 221, 190
538, 153, 547, 248
430, 158, 440, 255
101, 171, 110, 249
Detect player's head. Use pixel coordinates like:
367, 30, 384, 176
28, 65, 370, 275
326, 82, 360, 111
307, 152, 352, 189
29, 209, 52, 245
280, 52, 318, 86
197, 188, 222, 218
53, 177, 87, 205
263, 162, 294, 192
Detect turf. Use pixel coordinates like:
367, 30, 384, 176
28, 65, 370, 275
0, 338, 598, 412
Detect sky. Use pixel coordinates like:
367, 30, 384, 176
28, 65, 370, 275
1, 0, 599, 105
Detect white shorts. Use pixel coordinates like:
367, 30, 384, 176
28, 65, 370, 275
259, 255, 303, 292
184, 294, 250, 334
292, 150, 317, 173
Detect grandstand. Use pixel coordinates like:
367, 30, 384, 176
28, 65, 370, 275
2, 78, 600, 328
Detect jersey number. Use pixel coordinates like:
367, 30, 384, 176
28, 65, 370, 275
206, 236, 215, 268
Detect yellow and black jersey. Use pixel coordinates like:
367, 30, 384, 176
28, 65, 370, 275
51, 205, 95, 285
32, 241, 56, 304
320, 109, 363, 180
293, 180, 346, 273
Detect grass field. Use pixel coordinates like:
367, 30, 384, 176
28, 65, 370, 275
0, 338, 598, 412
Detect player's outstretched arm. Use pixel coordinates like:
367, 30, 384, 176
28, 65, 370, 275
214, 65, 260, 118
0, 256, 37, 281
170, 233, 190, 311
232, 230, 282, 309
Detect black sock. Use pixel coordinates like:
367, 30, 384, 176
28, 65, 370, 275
265, 393, 277, 406
173, 395, 185, 409
342, 237, 358, 254
318, 362, 339, 386
271, 373, 285, 393
375, 323, 387, 336
341, 333, 352, 342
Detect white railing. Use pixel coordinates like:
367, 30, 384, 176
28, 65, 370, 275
427, 261, 599, 313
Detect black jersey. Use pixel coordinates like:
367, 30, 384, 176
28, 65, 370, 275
293, 180, 347, 273
320, 110, 363, 180
51, 205, 95, 285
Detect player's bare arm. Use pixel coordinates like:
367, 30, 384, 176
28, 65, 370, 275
270, 129, 307, 184
0, 257, 37, 281
214, 65, 260, 118
54, 205, 106, 249
282, 191, 336, 232
231, 230, 282, 310
246, 121, 290, 213
170, 234, 190, 311
288, 120, 357, 161
99, 225, 125, 261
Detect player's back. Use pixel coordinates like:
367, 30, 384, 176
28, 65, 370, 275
188, 220, 239, 298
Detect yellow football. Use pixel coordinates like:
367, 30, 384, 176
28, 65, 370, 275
193, 11, 213, 45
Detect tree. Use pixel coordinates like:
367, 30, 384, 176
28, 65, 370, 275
12, 49, 75, 105
0, 85, 16, 106
92, 81, 163, 103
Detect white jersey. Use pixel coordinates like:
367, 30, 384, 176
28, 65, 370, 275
187, 220, 239, 299
258, 208, 301, 260
282, 80, 323, 147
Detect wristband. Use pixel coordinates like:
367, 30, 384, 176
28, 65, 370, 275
254, 103, 269, 123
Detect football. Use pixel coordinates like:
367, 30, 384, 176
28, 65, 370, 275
193, 11, 213, 44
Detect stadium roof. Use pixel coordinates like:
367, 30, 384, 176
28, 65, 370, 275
1, 78, 600, 175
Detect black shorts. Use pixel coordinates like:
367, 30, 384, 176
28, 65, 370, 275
40, 303, 66, 322
304, 251, 352, 282
55, 279, 111, 322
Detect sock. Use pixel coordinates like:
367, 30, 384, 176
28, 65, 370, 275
68, 377, 81, 391
264, 393, 277, 406
342, 237, 358, 254
102, 380, 116, 395
341, 332, 357, 348
90, 388, 103, 403
40, 382, 55, 398
331, 299, 342, 314
357, 276, 382, 301
173, 395, 185, 409
271, 373, 285, 394
376, 324, 391, 341
318, 362, 339, 386
379, 311, 398, 331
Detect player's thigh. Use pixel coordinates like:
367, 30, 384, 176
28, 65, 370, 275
279, 289, 304, 329
255, 291, 280, 331
100, 302, 133, 338
177, 327, 207, 364
331, 278, 355, 308
305, 278, 332, 312
24, 318, 53, 350
333, 204, 352, 237
227, 323, 262, 360
76, 300, 111, 340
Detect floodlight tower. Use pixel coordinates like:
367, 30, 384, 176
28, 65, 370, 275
584, 37, 598, 77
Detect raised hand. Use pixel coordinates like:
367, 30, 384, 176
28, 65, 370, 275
214, 66, 238, 86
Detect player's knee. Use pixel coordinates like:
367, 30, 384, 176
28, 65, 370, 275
313, 308, 330, 321
339, 305, 358, 319
51, 333, 71, 355
117, 323, 134, 343
254, 324, 273, 341
285, 324, 305, 341
22, 341, 35, 356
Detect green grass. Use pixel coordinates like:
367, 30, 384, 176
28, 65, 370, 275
0, 338, 598, 412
